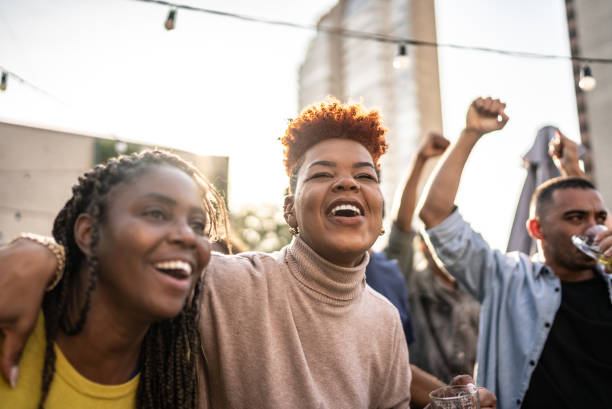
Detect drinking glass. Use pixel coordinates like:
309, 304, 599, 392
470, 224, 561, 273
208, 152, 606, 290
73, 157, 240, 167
572, 224, 612, 266
429, 384, 480, 409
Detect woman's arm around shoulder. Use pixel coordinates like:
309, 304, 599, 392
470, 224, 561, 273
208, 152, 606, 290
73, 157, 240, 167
0, 238, 58, 386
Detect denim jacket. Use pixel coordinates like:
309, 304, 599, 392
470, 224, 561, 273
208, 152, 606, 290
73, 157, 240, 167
425, 210, 612, 409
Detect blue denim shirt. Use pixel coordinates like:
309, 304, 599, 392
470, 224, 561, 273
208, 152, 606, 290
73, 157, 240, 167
425, 210, 612, 409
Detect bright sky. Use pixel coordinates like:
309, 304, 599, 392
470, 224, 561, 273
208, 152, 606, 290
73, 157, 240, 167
435, 0, 579, 250
0, 0, 580, 251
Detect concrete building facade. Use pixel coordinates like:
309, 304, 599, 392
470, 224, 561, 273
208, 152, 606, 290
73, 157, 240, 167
298, 0, 443, 223
0, 120, 228, 245
567, 0, 612, 204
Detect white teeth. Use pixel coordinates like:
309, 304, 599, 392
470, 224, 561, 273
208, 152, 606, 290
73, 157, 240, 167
153, 260, 192, 276
331, 204, 362, 216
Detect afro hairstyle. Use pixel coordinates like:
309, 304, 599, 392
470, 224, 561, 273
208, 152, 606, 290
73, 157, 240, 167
281, 97, 389, 192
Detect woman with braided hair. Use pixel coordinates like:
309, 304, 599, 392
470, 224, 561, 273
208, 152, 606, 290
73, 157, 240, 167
0, 150, 227, 408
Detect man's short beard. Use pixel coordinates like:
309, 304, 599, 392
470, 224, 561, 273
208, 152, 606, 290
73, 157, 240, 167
560, 254, 596, 271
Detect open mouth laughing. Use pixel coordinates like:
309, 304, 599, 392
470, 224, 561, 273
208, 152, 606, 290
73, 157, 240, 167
326, 200, 365, 225
153, 260, 193, 279
329, 203, 363, 217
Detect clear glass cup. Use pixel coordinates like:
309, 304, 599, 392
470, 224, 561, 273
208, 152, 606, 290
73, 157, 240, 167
429, 384, 480, 409
572, 224, 612, 266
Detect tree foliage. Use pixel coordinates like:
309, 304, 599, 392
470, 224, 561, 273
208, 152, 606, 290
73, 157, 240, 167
231, 203, 292, 253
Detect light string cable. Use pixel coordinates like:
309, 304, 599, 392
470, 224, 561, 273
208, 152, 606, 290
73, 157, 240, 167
0, 65, 67, 104
133, 0, 612, 65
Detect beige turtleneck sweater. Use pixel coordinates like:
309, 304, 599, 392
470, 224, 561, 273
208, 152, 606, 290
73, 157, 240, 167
199, 237, 411, 409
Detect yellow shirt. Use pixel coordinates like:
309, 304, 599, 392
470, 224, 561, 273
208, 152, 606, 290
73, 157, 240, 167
0, 314, 138, 409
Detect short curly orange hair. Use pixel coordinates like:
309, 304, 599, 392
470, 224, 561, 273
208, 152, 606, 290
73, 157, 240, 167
281, 98, 388, 191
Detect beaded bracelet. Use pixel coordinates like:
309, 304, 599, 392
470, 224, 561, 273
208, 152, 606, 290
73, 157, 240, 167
10, 233, 66, 291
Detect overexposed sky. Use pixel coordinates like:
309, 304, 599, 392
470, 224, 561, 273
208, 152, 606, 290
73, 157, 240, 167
0, 0, 581, 250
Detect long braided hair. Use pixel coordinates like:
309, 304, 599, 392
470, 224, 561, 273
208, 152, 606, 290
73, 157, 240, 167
39, 150, 228, 408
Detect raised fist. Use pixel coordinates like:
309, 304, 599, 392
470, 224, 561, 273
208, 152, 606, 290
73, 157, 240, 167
548, 130, 583, 178
465, 97, 509, 136
418, 131, 450, 160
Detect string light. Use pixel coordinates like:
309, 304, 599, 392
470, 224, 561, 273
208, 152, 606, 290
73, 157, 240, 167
2, 3, 610, 99
164, 8, 177, 30
578, 65, 596, 91
0, 66, 67, 104
140, 1, 608, 88
134, 0, 612, 65
0, 72, 7, 91
393, 44, 409, 70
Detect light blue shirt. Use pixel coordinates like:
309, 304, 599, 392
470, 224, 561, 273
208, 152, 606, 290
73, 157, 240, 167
425, 210, 612, 409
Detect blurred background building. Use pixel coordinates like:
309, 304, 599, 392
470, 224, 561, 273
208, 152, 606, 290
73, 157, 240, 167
0, 119, 228, 245
567, 0, 612, 202
298, 0, 442, 223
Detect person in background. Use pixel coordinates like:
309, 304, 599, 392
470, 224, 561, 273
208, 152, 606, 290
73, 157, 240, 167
383, 131, 480, 384
548, 129, 586, 179
419, 96, 612, 409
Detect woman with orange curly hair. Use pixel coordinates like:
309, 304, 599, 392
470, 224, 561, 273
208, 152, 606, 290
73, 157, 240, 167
0, 99, 411, 408
198, 98, 411, 408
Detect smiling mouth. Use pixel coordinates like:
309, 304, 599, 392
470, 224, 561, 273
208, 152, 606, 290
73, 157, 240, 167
153, 260, 192, 279
329, 203, 363, 217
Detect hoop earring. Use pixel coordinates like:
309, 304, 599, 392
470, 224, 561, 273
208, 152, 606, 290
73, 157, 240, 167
289, 227, 299, 236
379, 228, 385, 236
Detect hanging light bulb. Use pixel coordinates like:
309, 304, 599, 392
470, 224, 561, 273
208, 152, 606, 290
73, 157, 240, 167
164, 8, 177, 31
0, 72, 7, 91
393, 44, 410, 70
578, 64, 596, 91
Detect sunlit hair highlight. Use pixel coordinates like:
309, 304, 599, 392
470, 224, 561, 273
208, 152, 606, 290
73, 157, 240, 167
281, 97, 388, 193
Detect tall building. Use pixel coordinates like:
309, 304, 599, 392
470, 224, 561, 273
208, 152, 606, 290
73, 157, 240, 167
298, 0, 442, 223
0, 120, 228, 245
566, 0, 612, 204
